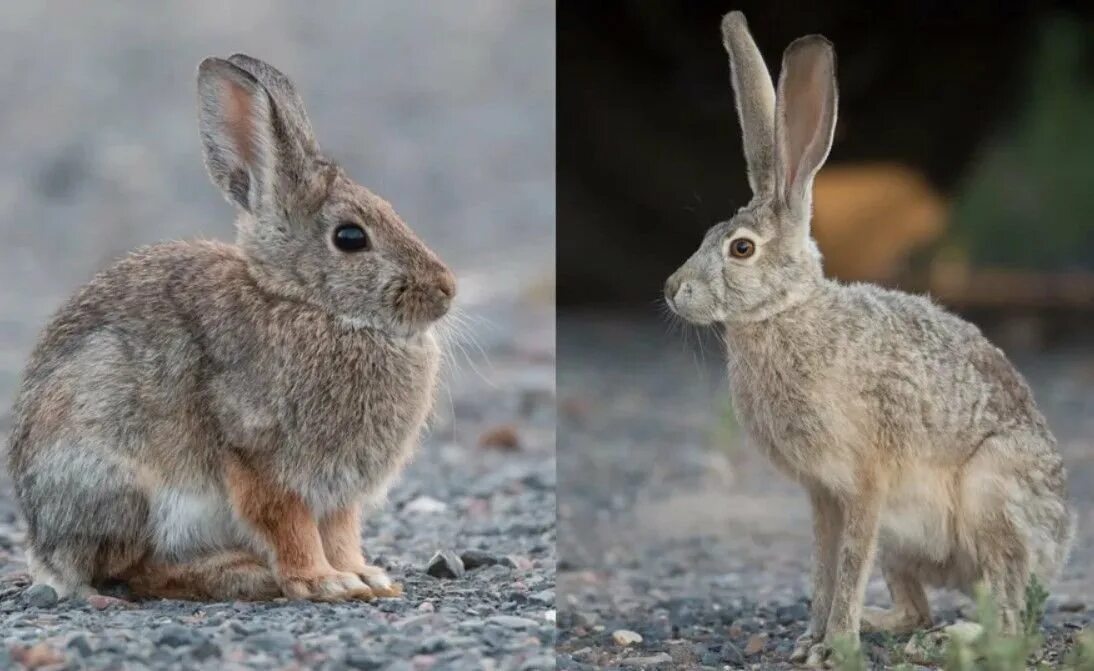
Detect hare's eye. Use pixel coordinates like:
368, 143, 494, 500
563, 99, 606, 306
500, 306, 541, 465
333, 223, 370, 252
729, 238, 755, 259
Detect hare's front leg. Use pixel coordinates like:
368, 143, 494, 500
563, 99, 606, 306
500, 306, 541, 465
225, 460, 372, 601
791, 487, 843, 663
807, 482, 883, 666
319, 502, 402, 597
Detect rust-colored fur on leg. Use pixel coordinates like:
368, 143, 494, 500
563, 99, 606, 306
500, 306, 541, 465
225, 459, 372, 601
124, 551, 280, 601
319, 502, 402, 597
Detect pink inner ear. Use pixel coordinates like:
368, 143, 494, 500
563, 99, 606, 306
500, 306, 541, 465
222, 79, 256, 165
783, 56, 828, 192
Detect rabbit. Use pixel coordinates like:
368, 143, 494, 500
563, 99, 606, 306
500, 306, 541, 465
6, 54, 456, 603
664, 11, 1073, 665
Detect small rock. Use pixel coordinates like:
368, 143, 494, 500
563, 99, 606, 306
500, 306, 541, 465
530, 588, 555, 605
544, 609, 556, 623
1058, 599, 1086, 613
744, 633, 768, 656
720, 641, 746, 665
945, 620, 984, 643
486, 615, 539, 629
417, 601, 436, 613
345, 650, 385, 670
404, 495, 448, 514
9, 643, 66, 669
65, 635, 93, 657
157, 624, 197, 647
23, 584, 58, 608
190, 639, 221, 661
460, 550, 501, 570
620, 652, 673, 667
612, 629, 643, 646
246, 632, 295, 652
426, 550, 465, 579
479, 424, 521, 450
776, 602, 809, 625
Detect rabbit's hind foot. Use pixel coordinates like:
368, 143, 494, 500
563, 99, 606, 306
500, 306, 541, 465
123, 551, 281, 601
26, 547, 96, 600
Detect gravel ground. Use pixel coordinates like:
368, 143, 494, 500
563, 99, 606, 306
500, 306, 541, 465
557, 312, 1094, 670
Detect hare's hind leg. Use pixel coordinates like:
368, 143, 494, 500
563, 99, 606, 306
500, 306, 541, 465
861, 553, 932, 633
124, 552, 280, 601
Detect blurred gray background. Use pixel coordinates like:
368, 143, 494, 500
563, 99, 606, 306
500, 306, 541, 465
0, 0, 555, 412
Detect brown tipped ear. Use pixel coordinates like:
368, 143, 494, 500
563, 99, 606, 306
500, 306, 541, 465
721, 11, 777, 199
197, 58, 274, 212
774, 35, 838, 220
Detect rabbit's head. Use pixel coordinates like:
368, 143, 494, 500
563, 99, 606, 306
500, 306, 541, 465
665, 13, 836, 325
197, 55, 455, 337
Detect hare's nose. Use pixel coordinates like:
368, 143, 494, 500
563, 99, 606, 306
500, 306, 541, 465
664, 276, 682, 303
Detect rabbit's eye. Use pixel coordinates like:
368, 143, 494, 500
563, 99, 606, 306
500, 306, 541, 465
333, 223, 370, 252
729, 238, 755, 259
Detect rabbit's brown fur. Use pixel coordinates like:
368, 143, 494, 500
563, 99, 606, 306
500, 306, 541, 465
666, 12, 1073, 664
8, 55, 452, 602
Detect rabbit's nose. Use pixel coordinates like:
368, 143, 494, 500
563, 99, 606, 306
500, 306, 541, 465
435, 270, 456, 300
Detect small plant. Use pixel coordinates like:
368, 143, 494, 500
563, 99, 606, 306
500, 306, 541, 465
1023, 574, 1050, 638
830, 634, 867, 671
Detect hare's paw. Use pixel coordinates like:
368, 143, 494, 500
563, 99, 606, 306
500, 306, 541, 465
356, 564, 402, 598
861, 606, 930, 634
789, 632, 817, 664
280, 570, 373, 602
805, 641, 832, 668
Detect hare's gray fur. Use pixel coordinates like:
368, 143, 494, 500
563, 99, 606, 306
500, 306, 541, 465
8, 55, 455, 602
666, 11, 1073, 663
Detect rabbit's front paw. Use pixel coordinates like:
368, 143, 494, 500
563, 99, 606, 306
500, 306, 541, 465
352, 564, 402, 598
279, 570, 373, 602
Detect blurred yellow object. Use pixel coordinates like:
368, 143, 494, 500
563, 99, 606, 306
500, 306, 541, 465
812, 163, 947, 282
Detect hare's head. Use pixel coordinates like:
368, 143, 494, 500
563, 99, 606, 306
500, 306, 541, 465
197, 55, 454, 337
665, 12, 836, 325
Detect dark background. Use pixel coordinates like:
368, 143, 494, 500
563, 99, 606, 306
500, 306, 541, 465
557, 0, 1094, 311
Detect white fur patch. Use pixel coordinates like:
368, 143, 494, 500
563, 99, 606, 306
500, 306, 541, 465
880, 466, 955, 563
149, 488, 243, 561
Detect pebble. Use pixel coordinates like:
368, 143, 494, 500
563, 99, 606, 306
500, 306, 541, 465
461, 550, 503, 570
486, 615, 539, 629
65, 635, 93, 657
612, 629, 643, 646
22, 584, 58, 608
620, 652, 673, 667
156, 624, 197, 647
425, 550, 466, 579
345, 650, 385, 670
775, 601, 808, 625
744, 633, 768, 656
404, 495, 449, 514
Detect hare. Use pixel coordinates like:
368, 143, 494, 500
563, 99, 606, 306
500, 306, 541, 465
7, 54, 455, 602
664, 12, 1073, 665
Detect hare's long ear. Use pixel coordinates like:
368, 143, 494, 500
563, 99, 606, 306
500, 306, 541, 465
197, 57, 327, 216
774, 35, 837, 221
721, 12, 776, 199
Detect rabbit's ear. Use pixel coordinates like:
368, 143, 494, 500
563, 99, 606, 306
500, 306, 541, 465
721, 12, 776, 199
773, 35, 837, 220
226, 54, 321, 158
197, 57, 325, 215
